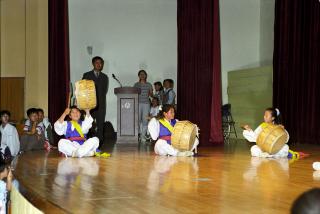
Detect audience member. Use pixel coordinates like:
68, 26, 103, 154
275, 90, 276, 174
162, 79, 176, 105
0, 111, 20, 158
134, 70, 153, 143
291, 188, 320, 214
20, 108, 45, 151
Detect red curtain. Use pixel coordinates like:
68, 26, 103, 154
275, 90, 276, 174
48, 0, 70, 143
273, 0, 320, 143
177, 0, 223, 145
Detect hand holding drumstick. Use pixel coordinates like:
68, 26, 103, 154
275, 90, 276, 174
241, 124, 252, 131
58, 107, 70, 123
84, 109, 91, 117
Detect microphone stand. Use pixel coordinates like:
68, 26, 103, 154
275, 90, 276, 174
112, 74, 123, 87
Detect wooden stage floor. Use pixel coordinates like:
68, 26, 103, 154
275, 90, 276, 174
13, 140, 320, 214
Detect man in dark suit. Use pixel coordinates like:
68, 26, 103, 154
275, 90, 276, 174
82, 56, 109, 145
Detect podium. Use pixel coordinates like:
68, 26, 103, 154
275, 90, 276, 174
114, 87, 141, 143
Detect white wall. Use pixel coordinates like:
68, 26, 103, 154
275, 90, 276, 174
260, 0, 275, 66
220, 0, 275, 104
220, 0, 261, 104
69, 0, 177, 130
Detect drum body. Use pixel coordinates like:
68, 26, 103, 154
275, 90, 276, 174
171, 121, 197, 151
75, 80, 97, 110
256, 124, 288, 154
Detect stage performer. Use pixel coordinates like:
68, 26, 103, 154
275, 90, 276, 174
148, 104, 198, 157
242, 108, 289, 158
54, 106, 99, 158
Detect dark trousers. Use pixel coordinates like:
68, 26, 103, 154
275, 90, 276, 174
91, 109, 105, 145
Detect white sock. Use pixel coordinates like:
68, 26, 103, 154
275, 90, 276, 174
177, 151, 194, 157
312, 162, 320, 171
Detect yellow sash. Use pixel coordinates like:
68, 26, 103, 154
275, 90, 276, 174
71, 120, 84, 138
159, 119, 174, 133
260, 122, 269, 129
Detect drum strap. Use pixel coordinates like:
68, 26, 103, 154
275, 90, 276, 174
159, 119, 174, 133
260, 122, 269, 129
71, 120, 85, 138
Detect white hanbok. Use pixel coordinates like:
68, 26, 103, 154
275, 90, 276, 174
54, 116, 99, 158
0, 123, 20, 156
148, 118, 198, 156
243, 124, 290, 158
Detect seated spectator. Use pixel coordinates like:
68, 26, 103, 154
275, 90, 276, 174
291, 188, 320, 214
0, 111, 20, 158
20, 108, 45, 151
0, 156, 19, 214
162, 79, 176, 105
37, 108, 54, 150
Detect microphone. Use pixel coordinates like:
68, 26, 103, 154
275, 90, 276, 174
112, 73, 123, 87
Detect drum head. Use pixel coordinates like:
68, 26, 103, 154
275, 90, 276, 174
171, 121, 197, 151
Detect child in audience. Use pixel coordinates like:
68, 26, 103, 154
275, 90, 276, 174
54, 106, 99, 158
0, 111, 20, 157
0, 160, 14, 214
148, 104, 198, 156
242, 108, 289, 158
0, 165, 11, 214
153, 82, 164, 105
291, 188, 320, 214
37, 108, 54, 150
162, 79, 176, 105
134, 70, 153, 142
20, 108, 45, 151
149, 97, 160, 119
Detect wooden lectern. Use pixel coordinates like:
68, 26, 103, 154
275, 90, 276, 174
114, 87, 141, 143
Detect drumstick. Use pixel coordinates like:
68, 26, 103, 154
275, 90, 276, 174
67, 82, 73, 108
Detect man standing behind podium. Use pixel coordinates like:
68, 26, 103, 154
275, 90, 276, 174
82, 56, 109, 145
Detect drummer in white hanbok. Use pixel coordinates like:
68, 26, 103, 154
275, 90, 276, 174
148, 104, 198, 157
243, 108, 289, 158
54, 106, 99, 158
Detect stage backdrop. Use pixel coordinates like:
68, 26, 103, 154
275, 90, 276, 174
68, 0, 177, 130
48, 0, 70, 138
273, 0, 320, 144
177, 0, 223, 144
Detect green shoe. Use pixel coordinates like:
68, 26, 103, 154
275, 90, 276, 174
95, 152, 111, 158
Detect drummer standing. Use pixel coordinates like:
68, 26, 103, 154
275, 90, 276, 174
83, 56, 109, 146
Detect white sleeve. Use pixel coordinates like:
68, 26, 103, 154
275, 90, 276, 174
81, 115, 93, 134
243, 125, 262, 143
43, 117, 51, 128
8, 125, 20, 156
148, 118, 160, 140
54, 120, 68, 136
1, 125, 20, 156
253, 125, 263, 137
